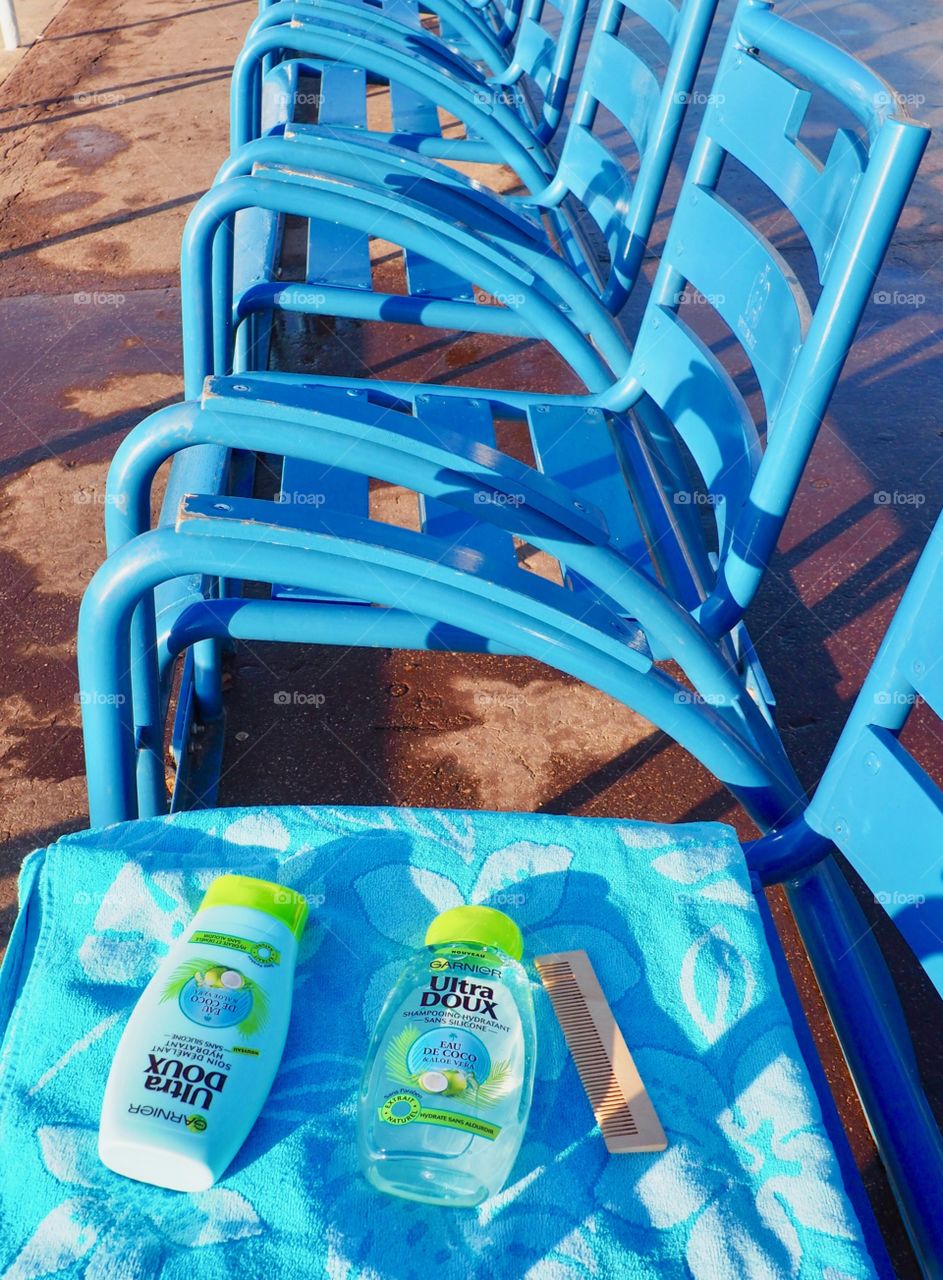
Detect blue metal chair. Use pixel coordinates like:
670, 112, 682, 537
210, 0, 718, 376
232, 0, 589, 176
241, 0, 527, 197
227, 0, 697, 378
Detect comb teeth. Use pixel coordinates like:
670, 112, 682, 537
535, 950, 667, 1154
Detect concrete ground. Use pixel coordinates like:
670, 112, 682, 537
1, 0, 942, 1272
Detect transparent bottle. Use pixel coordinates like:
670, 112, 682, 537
358, 905, 536, 1207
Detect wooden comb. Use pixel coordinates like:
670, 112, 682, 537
534, 949, 667, 1153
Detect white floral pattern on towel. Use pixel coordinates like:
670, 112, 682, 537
0, 806, 878, 1279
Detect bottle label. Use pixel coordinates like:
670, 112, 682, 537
188, 930, 280, 967
134, 1030, 236, 1130
161, 957, 269, 1037
375, 945, 522, 1142
379, 1093, 501, 1141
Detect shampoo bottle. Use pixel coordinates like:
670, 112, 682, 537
358, 905, 536, 1207
99, 874, 308, 1191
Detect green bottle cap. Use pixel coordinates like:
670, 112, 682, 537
199, 874, 309, 940
424, 905, 524, 961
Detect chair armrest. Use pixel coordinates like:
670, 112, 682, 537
231, 25, 549, 191
181, 172, 621, 396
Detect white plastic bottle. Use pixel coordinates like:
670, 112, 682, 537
358, 905, 536, 1207
99, 874, 308, 1191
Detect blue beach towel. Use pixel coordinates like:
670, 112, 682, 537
0, 806, 878, 1278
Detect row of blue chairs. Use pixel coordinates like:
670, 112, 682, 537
70, 0, 942, 1268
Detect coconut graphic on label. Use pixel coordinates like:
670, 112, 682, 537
161, 958, 267, 1034
442, 1070, 469, 1096
417, 1070, 449, 1094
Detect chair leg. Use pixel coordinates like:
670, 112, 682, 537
786, 858, 943, 1271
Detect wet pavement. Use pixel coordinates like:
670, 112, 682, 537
1, 0, 942, 1272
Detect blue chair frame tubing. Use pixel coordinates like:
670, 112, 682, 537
181, 173, 635, 399
784, 858, 943, 1272
231, 27, 554, 184
249, 1, 512, 78
239, 0, 589, 157
78, 510, 801, 829
206, 142, 635, 368
104, 377, 760, 809
256, 0, 526, 73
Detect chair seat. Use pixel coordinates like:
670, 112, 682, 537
0, 807, 877, 1277
272, 387, 655, 607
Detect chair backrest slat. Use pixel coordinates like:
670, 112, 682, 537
583, 32, 663, 156
705, 53, 869, 277
624, 0, 679, 45
558, 128, 635, 264
510, 16, 556, 97
658, 185, 810, 424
